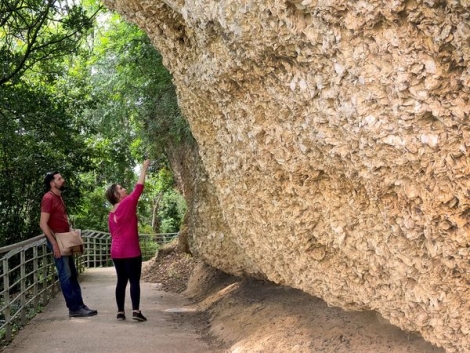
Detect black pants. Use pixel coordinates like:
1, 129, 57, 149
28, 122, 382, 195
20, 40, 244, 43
112, 255, 142, 312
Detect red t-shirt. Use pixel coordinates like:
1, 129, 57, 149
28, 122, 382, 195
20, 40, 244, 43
41, 192, 70, 233
108, 183, 144, 259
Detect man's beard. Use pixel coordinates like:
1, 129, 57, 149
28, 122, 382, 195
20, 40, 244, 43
59, 185, 66, 191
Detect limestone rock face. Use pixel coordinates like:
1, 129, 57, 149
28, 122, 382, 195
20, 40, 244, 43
103, 1, 470, 351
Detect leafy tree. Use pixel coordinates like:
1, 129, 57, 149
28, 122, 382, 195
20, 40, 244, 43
68, 10, 190, 234
0, 0, 100, 245
137, 168, 185, 233
0, 83, 94, 245
72, 172, 108, 231
158, 190, 187, 233
0, 0, 100, 86
0, 1, 190, 246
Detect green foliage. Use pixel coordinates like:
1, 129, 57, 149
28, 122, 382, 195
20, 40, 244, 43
72, 172, 108, 231
68, 10, 190, 235
139, 237, 160, 261
158, 190, 187, 233
0, 0, 100, 86
0, 83, 93, 245
0, 2, 189, 247
105, 167, 186, 234
81, 11, 193, 159
0, 0, 100, 245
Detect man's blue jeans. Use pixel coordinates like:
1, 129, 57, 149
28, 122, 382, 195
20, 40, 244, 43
47, 241, 84, 311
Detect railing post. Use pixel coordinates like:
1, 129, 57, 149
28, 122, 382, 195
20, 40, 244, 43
20, 250, 26, 326
33, 247, 39, 311
93, 237, 97, 267
44, 246, 59, 303
106, 237, 111, 266
3, 257, 11, 341
85, 238, 93, 267
82, 236, 88, 269
42, 245, 48, 305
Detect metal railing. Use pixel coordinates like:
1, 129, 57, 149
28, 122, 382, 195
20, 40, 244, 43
0, 230, 178, 343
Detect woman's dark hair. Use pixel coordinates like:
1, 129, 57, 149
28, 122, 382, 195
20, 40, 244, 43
44, 171, 59, 191
105, 184, 119, 205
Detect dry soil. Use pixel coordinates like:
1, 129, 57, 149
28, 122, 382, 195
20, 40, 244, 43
142, 242, 445, 353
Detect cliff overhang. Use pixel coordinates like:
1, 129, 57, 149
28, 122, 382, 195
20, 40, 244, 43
103, 1, 470, 352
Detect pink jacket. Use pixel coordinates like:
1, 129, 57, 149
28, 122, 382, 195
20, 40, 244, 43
108, 183, 144, 258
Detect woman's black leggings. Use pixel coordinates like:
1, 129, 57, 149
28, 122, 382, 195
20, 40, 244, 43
112, 255, 142, 311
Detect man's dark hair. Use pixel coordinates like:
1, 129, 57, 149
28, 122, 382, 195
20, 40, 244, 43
44, 171, 59, 191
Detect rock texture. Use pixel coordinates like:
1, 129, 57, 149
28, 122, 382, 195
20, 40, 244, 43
103, 1, 470, 351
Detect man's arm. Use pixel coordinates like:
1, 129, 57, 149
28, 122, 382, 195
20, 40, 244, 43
39, 212, 61, 258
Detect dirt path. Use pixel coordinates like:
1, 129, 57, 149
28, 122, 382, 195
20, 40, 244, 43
143, 245, 447, 353
1, 267, 218, 353
183, 263, 447, 352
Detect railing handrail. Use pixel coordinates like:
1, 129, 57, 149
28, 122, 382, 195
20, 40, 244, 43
0, 231, 178, 255
0, 235, 45, 255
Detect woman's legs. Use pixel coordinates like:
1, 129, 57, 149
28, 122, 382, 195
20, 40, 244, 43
126, 255, 142, 311
126, 256, 146, 321
112, 258, 129, 312
113, 256, 142, 312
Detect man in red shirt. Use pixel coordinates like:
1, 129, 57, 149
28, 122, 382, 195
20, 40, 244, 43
39, 171, 97, 317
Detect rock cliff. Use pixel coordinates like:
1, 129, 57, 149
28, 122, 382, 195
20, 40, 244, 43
102, 1, 470, 351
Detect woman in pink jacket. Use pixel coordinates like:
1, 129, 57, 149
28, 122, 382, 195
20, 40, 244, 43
105, 159, 150, 321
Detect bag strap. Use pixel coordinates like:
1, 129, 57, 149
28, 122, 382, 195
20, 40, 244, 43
49, 191, 73, 230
